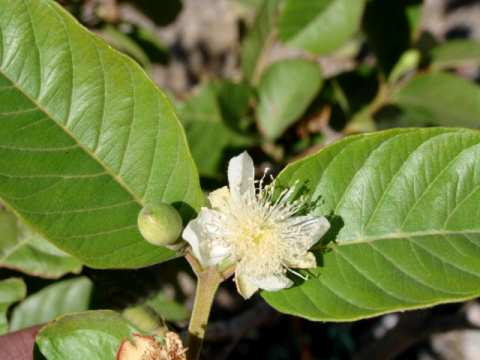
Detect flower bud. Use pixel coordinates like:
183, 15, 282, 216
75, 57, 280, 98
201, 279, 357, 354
137, 203, 183, 247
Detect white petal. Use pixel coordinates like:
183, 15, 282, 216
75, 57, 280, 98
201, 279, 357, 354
208, 186, 230, 210
288, 215, 330, 249
285, 252, 316, 269
235, 272, 259, 299
308, 216, 330, 246
182, 219, 204, 262
182, 208, 231, 268
247, 273, 293, 292
227, 151, 255, 201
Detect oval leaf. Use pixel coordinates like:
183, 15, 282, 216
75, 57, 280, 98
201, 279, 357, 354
0, 278, 26, 334
256, 59, 322, 140
10, 277, 93, 331
0, 0, 203, 268
431, 39, 480, 70
264, 128, 480, 321
0, 208, 82, 278
36, 310, 137, 360
392, 73, 480, 128
278, 0, 366, 54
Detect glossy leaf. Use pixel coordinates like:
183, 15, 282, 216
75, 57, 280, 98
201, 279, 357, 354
431, 39, 480, 70
278, 0, 366, 54
0, 0, 203, 268
392, 73, 480, 128
264, 128, 480, 321
10, 277, 93, 331
36, 310, 138, 360
241, 0, 280, 82
0, 278, 26, 334
256, 59, 323, 140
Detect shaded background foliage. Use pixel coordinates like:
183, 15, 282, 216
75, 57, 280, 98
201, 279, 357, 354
2, 0, 480, 359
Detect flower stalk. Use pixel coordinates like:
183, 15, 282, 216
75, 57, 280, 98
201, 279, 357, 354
187, 267, 223, 360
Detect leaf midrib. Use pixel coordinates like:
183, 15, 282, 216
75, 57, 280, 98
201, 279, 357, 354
0, 68, 143, 207
337, 228, 480, 245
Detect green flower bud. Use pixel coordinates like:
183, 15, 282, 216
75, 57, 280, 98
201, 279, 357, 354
137, 203, 183, 247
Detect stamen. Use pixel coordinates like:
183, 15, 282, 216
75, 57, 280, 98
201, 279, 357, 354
286, 267, 310, 281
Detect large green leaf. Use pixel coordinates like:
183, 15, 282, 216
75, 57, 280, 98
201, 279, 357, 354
264, 128, 480, 321
36, 310, 138, 360
10, 277, 93, 331
278, 0, 366, 54
0, 208, 82, 278
391, 73, 480, 128
256, 59, 322, 140
0, 278, 26, 334
0, 0, 203, 268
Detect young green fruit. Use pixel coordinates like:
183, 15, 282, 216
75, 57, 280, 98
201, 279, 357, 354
137, 203, 183, 247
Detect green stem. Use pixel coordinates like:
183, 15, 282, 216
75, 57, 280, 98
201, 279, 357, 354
187, 268, 222, 360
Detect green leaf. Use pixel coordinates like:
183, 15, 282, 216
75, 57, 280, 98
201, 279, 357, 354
264, 128, 480, 321
0, 0, 203, 268
0, 278, 26, 334
241, 0, 280, 82
10, 277, 92, 331
278, 0, 366, 54
388, 49, 420, 85
0, 208, 82, 278
177, 82, 255, 178
1, 231, 83, 279
122, 291, 188, 332
0, 206, 18, 248
146, 292, 189, 322
36, 310, 137, 360
256, 59, 323, 140
392, 73, 480, 128
430, 39, 480, 70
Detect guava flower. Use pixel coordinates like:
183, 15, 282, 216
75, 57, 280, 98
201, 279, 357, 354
182, 152, 330, 299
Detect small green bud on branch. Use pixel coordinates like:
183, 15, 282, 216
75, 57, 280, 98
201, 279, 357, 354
138, 203, 183, 248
